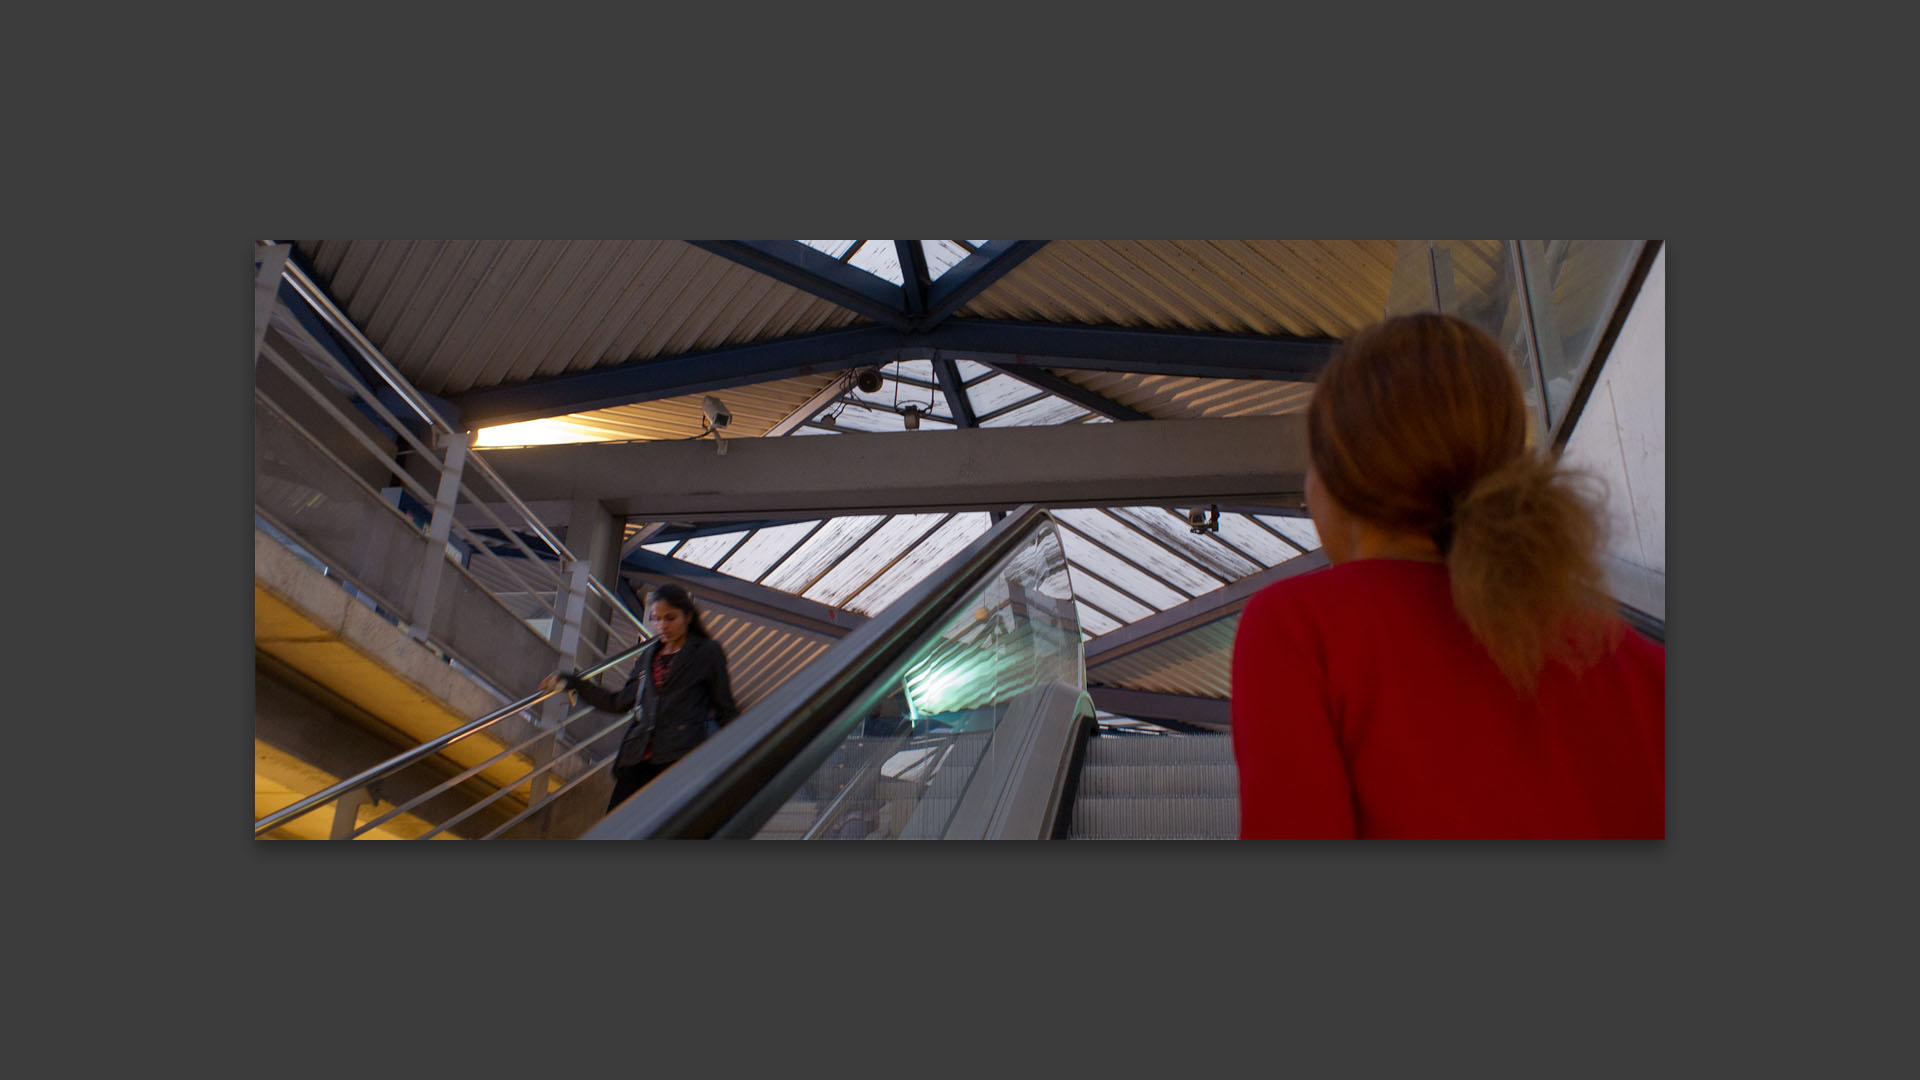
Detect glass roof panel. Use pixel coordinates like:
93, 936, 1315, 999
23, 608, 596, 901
717, 520, 825, 582
964, 374, 1043, 416
1075, 600, 1121, 638
668, 530, 751, 568
1051, 523, 1188, 610
846, 240, 904, 285
979, 397, 1092, 428
1258, 515, 1322, 553
955, 360, 995, 383
1211, 512, 1304, 566
641, 539, 683, 557
802, 513, 950, 608
1108, 506, 1262, 581
1052, 508, 1218, 598
799, 240, 857, 259
1066, 563, 1157, 623
879, 358, 935, 386
922, 240, 970, 281
845, 512, 992, 615
760, 515, 887, 595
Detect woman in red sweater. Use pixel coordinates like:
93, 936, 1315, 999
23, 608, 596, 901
1231, 314, 1664, 839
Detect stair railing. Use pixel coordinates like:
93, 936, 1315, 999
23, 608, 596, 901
254, 639, 650, 838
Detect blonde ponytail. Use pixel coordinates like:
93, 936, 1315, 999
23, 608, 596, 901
1445, 452, 1618, 694
1309, 313, 1623, 695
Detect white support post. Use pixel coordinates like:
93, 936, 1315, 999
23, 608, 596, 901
409, 432, 470, 642
330, 786, 372, 840
254, 243, 290, 367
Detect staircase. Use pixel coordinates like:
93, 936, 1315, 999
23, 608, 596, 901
1067, 733, 1239, 839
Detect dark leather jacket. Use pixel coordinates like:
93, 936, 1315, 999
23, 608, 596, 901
564, 635, 740, 767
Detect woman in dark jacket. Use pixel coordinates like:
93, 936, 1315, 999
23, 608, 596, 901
542, 583, 740, 812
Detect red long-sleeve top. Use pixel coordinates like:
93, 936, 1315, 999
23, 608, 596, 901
1231, 559, 1664, 839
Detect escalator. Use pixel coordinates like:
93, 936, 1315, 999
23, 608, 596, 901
586, 503, 1241, 840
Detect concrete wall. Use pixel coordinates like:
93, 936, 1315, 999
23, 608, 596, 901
1560, 246, 1666, 620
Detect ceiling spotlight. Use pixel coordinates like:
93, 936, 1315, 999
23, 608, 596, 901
854, 369, 884, 394
902, 404, 921, 430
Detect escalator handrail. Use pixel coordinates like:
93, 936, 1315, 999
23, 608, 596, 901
254, 635, 652, 837
585, 503, 1062, 839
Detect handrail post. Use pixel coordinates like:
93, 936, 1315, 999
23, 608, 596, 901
329, 785, 373, 840
408, 430, 471, 642
254, 243, 290, 368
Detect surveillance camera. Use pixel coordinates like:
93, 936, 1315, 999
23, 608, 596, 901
853, 369, 884, 394
701, 395, 731, 429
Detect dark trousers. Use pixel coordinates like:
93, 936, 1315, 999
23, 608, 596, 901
608, 759, 667, 812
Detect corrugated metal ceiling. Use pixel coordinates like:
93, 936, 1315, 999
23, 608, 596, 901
293, 240, 871, 397
958, 239, 1397, 339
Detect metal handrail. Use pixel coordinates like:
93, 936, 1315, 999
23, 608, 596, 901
344, 703, 626, 840
254, 637, 651, 837
270, 248, 643, 634
585, 503, 1061, 839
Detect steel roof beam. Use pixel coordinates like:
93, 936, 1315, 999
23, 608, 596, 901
916, 240, 1050, 330
689, 241, 912, 330
448, 320, 1337, 427
930, 320, 1337, 381
897, 240, 930, 320
932, 355, 977, 427
623, 550, 865, 640
451, 326, 904, 427
980, 362, 1150, 421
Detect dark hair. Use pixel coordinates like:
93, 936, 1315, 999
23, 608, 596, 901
647, 582, 712, 639
1308, 313, 1617, 692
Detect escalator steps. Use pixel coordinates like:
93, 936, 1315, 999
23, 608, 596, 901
1067, 734, 1241, 839
1066, 796, 1239, 839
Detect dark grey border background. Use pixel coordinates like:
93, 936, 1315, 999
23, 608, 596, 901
62, 22, 1890, 1075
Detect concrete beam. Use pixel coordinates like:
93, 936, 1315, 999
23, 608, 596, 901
482, 414, 1308, 521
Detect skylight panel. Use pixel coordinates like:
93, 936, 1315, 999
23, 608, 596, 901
801, 513, 950, 608
1212, 513, 1304, 565
955, 360, 995, 383
800, 240, 858, 259
922, 240, 970, 280
1066, 565, 1157, 623
1257, 515, 1321, 553
760, 515, 886, 595
963, 374, 1042, 415
1108, 506, 1261, 581
1051, 524, 1188, 610
717, 521, 825, 582
845, 512, 992, 615
1052, 509, 1220, 598
1075, 601, 1121, 638
641, 539, 684, 557
979, 397, 1092, 428
846, 240, 904, 285
668, 530, 751, 568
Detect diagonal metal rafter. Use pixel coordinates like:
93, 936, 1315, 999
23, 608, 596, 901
448, 318, 1338, 428
689, 241, 913, 330
917, 240, 1050, 330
